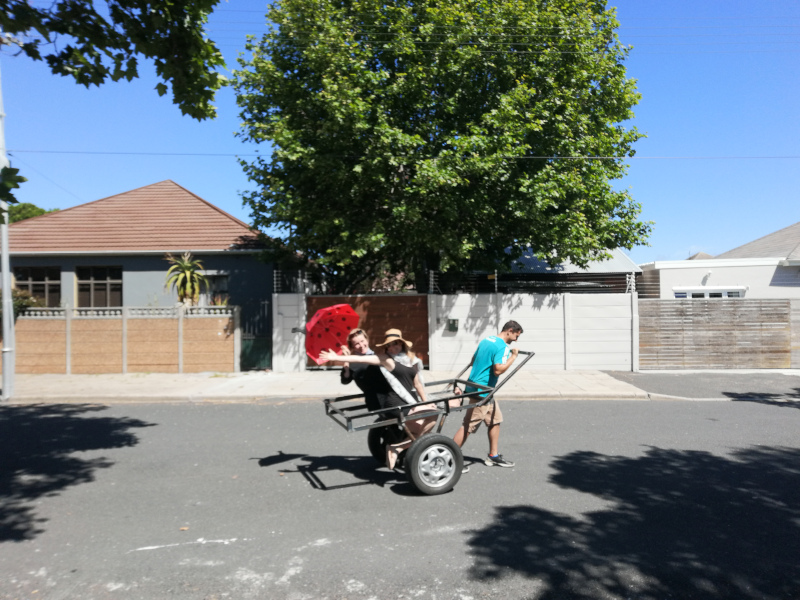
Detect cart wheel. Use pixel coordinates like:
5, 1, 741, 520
406, 434, 463, 495
367, 426, 405, 465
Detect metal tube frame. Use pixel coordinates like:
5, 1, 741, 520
323, 350, 536, 434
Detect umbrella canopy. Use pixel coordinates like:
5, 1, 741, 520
305, 304, 360, 365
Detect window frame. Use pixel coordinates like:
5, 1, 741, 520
13, 266, 62, 307
76, 266, 123, 308
672, 286, 747, 299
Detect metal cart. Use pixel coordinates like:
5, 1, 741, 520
324, 350, 535, 495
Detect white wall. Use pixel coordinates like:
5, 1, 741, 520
428, 293, 636, 372
271, 293, 306, 372
646, 260, 800, 299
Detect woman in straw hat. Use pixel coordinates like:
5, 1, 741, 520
320, 328, 434, 469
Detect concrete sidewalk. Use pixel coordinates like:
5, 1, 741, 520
2, 368, 656, 404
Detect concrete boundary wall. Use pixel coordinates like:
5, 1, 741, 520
0, 306, 240, 374
271, 292, 637, 373
429, 293, 636, 372
793, 300, 800, 368
272, 293, 306, 373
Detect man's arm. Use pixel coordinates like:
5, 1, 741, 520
492, 348, 519, 376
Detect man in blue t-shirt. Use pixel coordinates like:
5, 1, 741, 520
453, 320, 523, 468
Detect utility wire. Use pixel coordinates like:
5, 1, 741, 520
9, 150, 800, 160
8, 153, 86, 203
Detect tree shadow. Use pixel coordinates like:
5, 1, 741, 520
724, 388, 800, 409
0, 404, 155, 543
467, 446, 800, 599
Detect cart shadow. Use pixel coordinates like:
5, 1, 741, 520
257, 452, 418, 493
724, 387, 800, 409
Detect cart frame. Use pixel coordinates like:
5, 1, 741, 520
322, 350, 535, 495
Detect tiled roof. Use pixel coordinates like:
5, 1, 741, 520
10, 181, 260, 253
715, 221, 800, 259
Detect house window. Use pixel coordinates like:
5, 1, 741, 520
200, 274, 229, 306
14, 266, 61, 307
76, 267, 122, 307
675, 287, 746, 299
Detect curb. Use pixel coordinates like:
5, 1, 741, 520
6, 392, 657, 404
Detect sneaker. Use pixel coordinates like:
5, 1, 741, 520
461, 465, 470, 474
485, 454, 515, 468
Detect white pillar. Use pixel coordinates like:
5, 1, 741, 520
0, 61, 15, 400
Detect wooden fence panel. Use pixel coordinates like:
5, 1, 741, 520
639, 299, 792, 369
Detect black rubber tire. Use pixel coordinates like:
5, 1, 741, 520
367, 425, 405, 465
406, 434, 463, 495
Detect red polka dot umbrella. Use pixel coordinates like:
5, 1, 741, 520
305, 304, 360, 365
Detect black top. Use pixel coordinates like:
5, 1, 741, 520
381, 361, 419, 412
341, 362, 390, 412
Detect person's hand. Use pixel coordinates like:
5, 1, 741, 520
340, 346, 351, 356
319, 349, 340, 363
453, 386, 463, 396
510, 348, 519, 358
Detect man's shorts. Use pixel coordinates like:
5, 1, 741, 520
462, 397, 503, 434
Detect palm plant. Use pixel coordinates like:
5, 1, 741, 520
165, 252, 209, 306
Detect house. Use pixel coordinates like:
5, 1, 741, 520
433, 248, 641, 294
9, 180, 274, 369
638, 221, 800, 299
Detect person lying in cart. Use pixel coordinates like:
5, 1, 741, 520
338, 329, 390, 412
320, 328, 434, 470
452, 320, 523, 468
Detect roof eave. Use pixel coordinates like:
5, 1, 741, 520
10, 248, 263, 257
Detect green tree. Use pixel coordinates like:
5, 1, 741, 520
165, 252, 208, 305
1, 0, 226, 120
234, 0, 652, 293
8, 202, 58, 223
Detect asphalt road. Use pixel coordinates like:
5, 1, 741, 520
606, 370, 800, 401
1, 399, 799, 600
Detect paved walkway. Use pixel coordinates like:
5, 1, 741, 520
2, 368, 657, 404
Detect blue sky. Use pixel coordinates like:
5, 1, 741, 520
3, 0, 799, 265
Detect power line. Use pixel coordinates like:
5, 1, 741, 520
10, 150, 800, 160
9, 154, 86, 203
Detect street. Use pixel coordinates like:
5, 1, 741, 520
1, 399, 799, 599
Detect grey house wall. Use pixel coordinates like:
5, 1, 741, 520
11, 253, 274, 357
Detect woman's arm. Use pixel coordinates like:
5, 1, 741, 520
320, 349, 380, 365
413, 372, 428, 404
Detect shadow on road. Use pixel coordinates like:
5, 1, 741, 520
258, 452, 415, 493
0, 404, 155, 543
467, 445, 800, 599
724, 388, 800, 409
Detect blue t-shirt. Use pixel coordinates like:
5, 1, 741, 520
466, 336, 510, 395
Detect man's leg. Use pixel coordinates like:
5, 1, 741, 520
455, 404, 479, 447
453, 425, 469, 448
487, 423, 500, 457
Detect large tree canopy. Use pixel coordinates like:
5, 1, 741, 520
1, 0, 225, 120
234, 0, 651, 292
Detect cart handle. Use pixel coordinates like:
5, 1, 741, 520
489, 349, 535, 395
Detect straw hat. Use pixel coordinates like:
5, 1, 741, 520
375, 328, 413, 349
